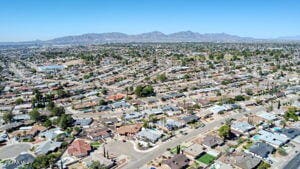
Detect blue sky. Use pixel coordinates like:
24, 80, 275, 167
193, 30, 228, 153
0, 0, 300, 41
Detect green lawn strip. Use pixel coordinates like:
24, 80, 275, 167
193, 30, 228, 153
90, 141, 102, 148
196, 153, 216, 165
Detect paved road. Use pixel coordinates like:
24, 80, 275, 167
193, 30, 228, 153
9, 62, 28, 80
274, 142, 300, 169
0, 143, 32, 159
123, 108, 258, 169
106, 140, 143, 161
283, 153, 300, 169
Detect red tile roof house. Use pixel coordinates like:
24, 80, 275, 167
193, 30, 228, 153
67, 139, 92, 158
107, 93, 125, 101
116, 124, 143, 136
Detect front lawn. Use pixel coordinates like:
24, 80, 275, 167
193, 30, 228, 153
196, 153, 216, 165
90, 141, 102, 148
242, 140, 253, 150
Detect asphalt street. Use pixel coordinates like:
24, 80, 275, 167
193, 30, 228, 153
123, 107, 260, 169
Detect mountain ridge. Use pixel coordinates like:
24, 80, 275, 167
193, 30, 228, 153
1, 31, 300, 46
47, 31, 257, 44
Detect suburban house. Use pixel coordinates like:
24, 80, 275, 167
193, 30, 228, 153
233, 152, 261, 169
0, 132, 8, 143
231, 121, 255, 136
74, 118, 93, 127
86, 127, 113, 141
124, 112, 143, 121
183, 143, 206, 159
35, 140, 62, 155
181, 115, 200, 124
107, 93, 125, 101
102, 117, 121, 127
197, 98, 212, 108
142, 108, 164, 116
111, 100, 130, 109
256, 112, 277, 122
116, 124, 143, 136
255, 130, 289, 147
157, 118, 185, 131
248, 142, 275, 159
73, 101, 97, 110
39, 128, 65, 140
208, 105, 227, 114
0, 122, 23, 132
67, 139, 91, 157
161, 105, 180, 112
137, 128, 163, 143
12, 125, 46, 141
276, 128, 300, 139
163, 154, 190, 169
12, 114, 30, 121
202, 135, 224, 148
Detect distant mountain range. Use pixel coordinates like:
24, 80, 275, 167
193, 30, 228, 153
47, 31, 257, 44
277, 35, 300, 41
1, 31, 300, 46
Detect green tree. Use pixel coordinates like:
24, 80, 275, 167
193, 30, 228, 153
47, 101, 55, 110
284, 107, 298, 121
43, 119, 52, 128
45, 93, 54, 101
176, 145, 181, 154
58, 114, 74, 129
29, 109, 41, 121
3, 112, 13, 123
218, 124, 231, 138
156, 73, 167, 82
89, 160, 106, 169
32, 152, 61, 169
234, 95, 245, 101
280, 120, 286, 128
32, 155, 50, 168
277, 147, 287, 156
141, 85, 155, 97
15, 98, 24, 105
134, 85, 143, 97
31, 68, 37, 74
101, 88, 108, 95
51, 106, 65, 116
56, 89, 69, 98
257, 161, 271, 169
99, 99, 108, 106
32, 89, 45, 108
245, 88, 253, 96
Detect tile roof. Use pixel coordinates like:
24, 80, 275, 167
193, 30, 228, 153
116, 124, 142, 135
68, 139, 91, 157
